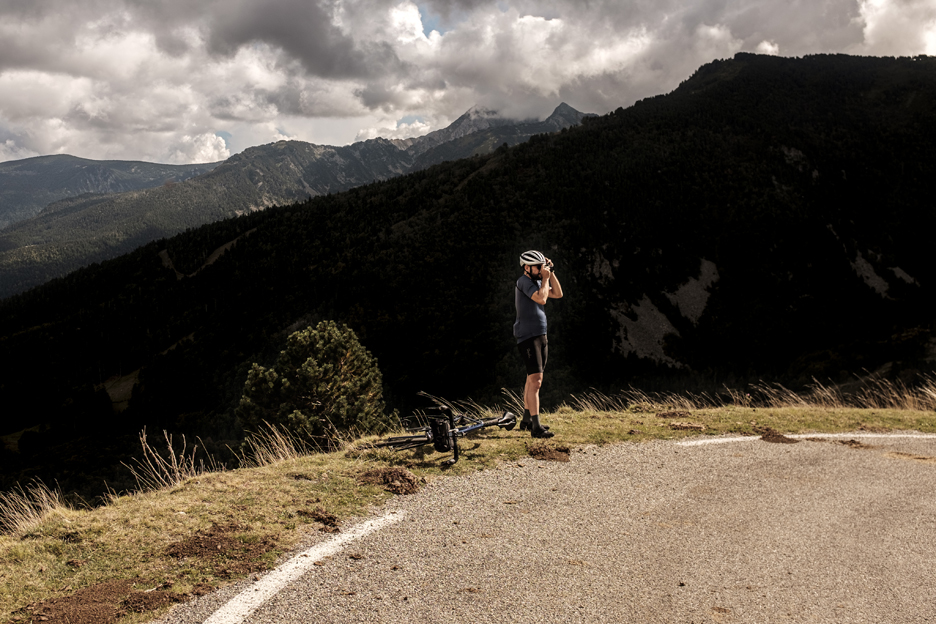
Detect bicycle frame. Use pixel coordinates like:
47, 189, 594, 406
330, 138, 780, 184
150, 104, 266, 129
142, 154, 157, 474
366, 398, 517, 466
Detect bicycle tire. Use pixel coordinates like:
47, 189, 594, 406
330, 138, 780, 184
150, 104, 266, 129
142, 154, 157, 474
358, 434, 430, 451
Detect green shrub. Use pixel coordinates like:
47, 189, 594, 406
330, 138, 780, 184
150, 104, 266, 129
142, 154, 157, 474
237, 321, 393, 446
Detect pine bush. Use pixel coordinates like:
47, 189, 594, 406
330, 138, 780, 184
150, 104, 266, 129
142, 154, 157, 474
237, 320, 392, 446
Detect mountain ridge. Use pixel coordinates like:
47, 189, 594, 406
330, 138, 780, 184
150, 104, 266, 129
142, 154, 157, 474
0, 103, 592, 297
0, 156, 220, 230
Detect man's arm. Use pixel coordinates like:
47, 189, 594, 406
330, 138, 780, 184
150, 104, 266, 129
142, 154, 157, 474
530, 277, 550, 305
530, 262, 562, 304
547, 271, 563, 299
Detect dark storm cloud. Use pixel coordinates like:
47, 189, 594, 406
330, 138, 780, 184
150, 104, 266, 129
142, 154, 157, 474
203, 0, 372, 79
0, 0, 932, 162
0, 0, 403, 80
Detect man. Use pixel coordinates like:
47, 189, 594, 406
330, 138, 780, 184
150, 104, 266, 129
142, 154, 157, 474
514, 250, 564, 438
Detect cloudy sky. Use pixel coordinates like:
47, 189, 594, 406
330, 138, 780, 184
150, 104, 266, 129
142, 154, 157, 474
1, 0, 934, 164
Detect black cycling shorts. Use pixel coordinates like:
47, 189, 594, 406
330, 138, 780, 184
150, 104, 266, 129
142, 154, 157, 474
518, 334, 548, 376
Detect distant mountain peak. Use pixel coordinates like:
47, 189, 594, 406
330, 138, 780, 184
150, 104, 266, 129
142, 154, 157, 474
541, 102, 595, 131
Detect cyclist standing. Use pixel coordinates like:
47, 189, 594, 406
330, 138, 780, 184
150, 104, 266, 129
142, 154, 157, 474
514, 250, 564, 438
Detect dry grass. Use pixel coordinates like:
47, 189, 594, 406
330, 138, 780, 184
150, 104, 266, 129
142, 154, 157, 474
237, 422, 312, 468
1, 381, 935, 622
122, 429, 222, 493
568, 373, 936, 413
0, 481, 73, 538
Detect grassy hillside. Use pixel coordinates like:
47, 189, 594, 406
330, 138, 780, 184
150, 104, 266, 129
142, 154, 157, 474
2, 52, 936, 501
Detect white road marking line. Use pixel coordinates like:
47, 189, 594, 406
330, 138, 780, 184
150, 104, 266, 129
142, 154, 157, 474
678, 433, 936, 446
678, 436, 756, 446
789, 433, 936, 439
203, 511, 405, 624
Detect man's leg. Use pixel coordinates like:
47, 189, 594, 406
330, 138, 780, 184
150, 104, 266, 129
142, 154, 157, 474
525, 373, 553, 438
524, 373, 543, 417
518, 335, 548, 432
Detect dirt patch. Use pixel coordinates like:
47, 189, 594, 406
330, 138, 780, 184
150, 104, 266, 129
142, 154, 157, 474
164, 523, 275, 578
805, 439, 934, 463
528, 442, 571, 462
656, 411, 691, 419
669, 421, 706, 431
357, 466, 421, 495
838, 439, 874, 449
12, 579, 134, 624
757, 427, 798, 444
297, 507, 340, 533
122, 588, 184, 614
885, 451, 936, 464
11, 578, 205, 623
804, 437, 874, 449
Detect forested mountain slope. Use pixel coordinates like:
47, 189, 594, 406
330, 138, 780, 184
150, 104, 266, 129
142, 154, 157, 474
0, 155, 219, 230
0, 105, 590, 298
2, 53, 935, 498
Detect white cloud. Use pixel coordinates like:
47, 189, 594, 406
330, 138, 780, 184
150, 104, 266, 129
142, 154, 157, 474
856, 0, 936, 55
355, 118, 434, 141
693, 23, 744, 60
0, 70, 96, 120
0, 0, 933, 164
0, 139, 40, 161
389, 2, 429, 44
756, 40, 781, 55
167, 133, 231, 163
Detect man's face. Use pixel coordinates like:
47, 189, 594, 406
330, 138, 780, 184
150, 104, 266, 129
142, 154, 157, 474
527, 264, 543, 278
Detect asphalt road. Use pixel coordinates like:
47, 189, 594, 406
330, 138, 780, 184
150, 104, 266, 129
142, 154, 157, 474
154, 433, 936, 623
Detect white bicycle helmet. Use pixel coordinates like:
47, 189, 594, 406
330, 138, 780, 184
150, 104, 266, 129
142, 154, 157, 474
520, 250, 546, 266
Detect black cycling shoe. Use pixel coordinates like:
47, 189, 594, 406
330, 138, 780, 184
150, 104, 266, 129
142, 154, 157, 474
531, 426, 554, 439
519, 421, 549, 432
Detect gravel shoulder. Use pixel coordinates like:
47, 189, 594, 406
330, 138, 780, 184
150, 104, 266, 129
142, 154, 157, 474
154, 433, 936, 624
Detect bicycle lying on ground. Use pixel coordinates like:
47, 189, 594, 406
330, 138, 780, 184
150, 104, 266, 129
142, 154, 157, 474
358, 395, 517, 466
